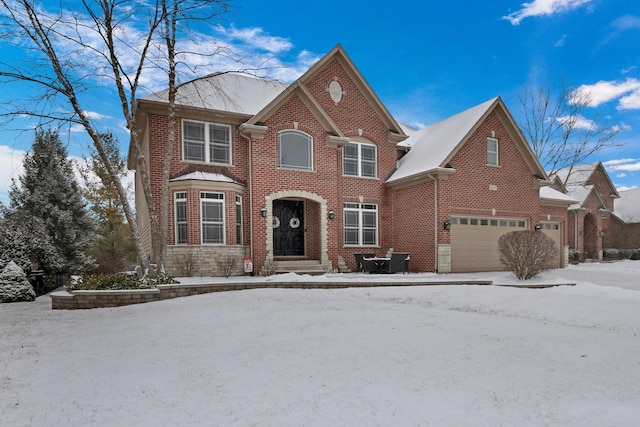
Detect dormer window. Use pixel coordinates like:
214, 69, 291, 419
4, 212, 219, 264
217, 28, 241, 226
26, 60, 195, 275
487, 137, 499, 166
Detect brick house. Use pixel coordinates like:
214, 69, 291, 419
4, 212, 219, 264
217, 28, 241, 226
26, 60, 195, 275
549, 162, 620, 260
609, 189, 640, 250
130, 44, 572, 276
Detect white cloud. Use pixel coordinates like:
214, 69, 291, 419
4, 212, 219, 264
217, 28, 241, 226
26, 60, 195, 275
571, 78, 640, 110
604, 158, 640, 172
215, 25, 293, 54
503, 0, 593, 25
556, 114, 596, 130
0, 145, 26, 204
617, 185, 639, 191
554, 34, 567, 47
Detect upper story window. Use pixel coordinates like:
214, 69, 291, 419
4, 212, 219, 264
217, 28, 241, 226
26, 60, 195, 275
487, 137, 499, 166
343, 141, 377, 178
278, 130, 312, 171
200, 192, 225, 245
183, 120, 231, 165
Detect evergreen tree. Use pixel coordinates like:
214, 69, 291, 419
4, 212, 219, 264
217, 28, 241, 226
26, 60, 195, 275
79, 132, 136, 273
8, 128, 95, 274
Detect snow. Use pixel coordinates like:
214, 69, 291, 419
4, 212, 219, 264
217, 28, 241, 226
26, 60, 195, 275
143, 73, 287, 116
613, 189, 640, 222
387, 98, 498, 184
2, 261, 640, 426
170, 171, 236, 183
539, 185, 578, 204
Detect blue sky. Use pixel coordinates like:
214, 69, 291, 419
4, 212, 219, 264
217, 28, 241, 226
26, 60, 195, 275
1, 0, 639, 203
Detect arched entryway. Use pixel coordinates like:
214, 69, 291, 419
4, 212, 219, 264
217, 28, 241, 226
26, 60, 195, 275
583, 213, 598, 260
264, 190, 330, 269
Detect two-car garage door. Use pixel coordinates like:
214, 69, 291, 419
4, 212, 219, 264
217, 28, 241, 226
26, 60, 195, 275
450, 216, 562, 272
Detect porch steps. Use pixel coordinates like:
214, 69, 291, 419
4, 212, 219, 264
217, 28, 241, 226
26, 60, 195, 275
275, 260, 328, 275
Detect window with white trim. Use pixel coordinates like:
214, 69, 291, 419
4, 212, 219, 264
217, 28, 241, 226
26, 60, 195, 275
200, 192, 225, 244
175, 192, 187, 244
487, 137, 499, 166
235, 195, 243, 245
343, 142, 377, 178
343, 203, 378, 246
278, 130, 312, 170
183, 120, 231, 164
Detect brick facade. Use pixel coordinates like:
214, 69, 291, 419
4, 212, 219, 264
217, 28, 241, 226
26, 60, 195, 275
132, 45, 571, 276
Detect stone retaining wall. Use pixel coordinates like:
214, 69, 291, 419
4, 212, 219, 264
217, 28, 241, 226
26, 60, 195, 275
50, 279, 494, 310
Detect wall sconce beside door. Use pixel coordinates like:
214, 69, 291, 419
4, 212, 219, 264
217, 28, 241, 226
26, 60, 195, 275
327, 210, 335, 220
260, 207, 267, 218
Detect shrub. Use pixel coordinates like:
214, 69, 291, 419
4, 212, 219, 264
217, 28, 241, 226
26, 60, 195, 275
260, 258, 278, 276
568, 249, 582, 264
177, 250, 199, 277
603, 248, 640, 260
66, 273, 177, 291
498, 230, 557, 280
215, 255, 239, 278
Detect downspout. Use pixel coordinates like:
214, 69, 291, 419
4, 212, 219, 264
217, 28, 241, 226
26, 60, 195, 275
427, 173, 438, 273
240, 131, 254, 263
574, 210, 578, 250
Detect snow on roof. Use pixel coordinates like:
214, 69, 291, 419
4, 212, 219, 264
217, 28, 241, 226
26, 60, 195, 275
539, 186, 578, 204
170, 171, 236, 183
613, 189, 640, 223
551, 162, 599, 186
387, 98, 498, 183
564, 184, 600, 210
143, 73, 287, 116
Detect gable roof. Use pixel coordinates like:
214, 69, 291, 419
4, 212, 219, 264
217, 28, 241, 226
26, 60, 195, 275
551, 162, 620, 198
563, 184, 607, 210
141, 73, 287, 117
387, 97, 548, 185
246, 44, 406, 140
613, 189, 640, 223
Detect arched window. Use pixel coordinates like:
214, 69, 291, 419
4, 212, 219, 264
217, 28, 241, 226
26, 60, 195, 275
278, 130, 313, 171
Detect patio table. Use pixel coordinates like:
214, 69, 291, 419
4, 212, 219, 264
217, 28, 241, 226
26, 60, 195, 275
362, 257, 390, 274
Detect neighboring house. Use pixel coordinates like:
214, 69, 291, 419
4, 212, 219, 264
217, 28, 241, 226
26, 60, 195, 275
609, 189, 640, 249
549, 162, 620, 260
129, 44, 573, 276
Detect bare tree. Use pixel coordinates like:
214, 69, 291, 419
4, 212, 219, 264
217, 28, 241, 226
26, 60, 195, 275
517, 84, 621, 185
0, 1, 256, 274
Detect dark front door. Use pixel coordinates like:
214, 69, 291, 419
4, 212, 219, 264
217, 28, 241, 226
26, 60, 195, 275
273, 200, 305, 256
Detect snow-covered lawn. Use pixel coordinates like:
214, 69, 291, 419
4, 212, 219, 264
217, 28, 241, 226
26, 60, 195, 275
2, 261, 640, 426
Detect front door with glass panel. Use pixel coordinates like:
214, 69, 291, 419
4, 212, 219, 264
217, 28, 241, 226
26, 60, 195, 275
273, 200, 305, 256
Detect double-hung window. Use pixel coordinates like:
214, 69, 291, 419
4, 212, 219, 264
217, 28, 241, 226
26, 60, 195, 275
278, 130, 312, 170
175, 192, 187, 244
235, 195, 243, 245
183, 120, 231, 164
343, 203, 378, 246
201, 192, 225, 244
343, 142, 377, 178
487, 137, 499, 166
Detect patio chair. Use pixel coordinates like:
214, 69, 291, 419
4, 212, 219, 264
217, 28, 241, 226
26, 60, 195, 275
361, 255, 378, 274
389, 253, 410, 274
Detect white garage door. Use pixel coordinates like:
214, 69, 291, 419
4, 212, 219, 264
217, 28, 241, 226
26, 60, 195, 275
540, 222, 562, 268
450, 216, 528, 273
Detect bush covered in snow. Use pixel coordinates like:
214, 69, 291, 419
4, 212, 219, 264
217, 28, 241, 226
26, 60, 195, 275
498, 230, 557, 280
66, 273, 177, 291
603, 248, 640, 260
0, 261, 36, 303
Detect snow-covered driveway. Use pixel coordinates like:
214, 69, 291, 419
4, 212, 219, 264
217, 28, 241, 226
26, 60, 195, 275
2, 261, 640, 426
